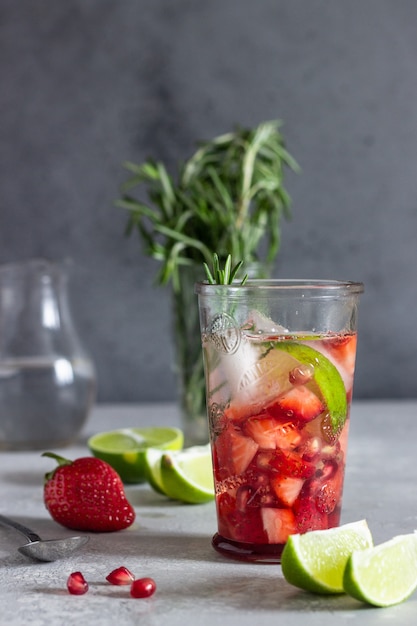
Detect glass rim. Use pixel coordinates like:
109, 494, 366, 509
195, 278, 364, 295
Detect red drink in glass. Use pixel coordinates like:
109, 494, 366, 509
196, 280, 363, 562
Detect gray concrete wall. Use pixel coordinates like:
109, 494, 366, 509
1, 1, 416, 402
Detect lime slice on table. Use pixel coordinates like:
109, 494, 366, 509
275, 342, 348, 436
158, 444, 215, 504
281, 520, 373, 594
88, 427, 184, 483
143, 447, 166, 495
343, 533, 417, 607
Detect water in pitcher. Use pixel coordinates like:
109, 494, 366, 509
0, 356, 95, 450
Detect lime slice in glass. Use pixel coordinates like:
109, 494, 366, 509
281, 520, 373, 594
275, 342, 348, 436
343, 533, 417, 607
159, 444, 215, 504
88, 427, 183, 483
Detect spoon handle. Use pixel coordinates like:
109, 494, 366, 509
0, 514, 42, 543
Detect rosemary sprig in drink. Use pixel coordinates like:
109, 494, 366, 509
203, 254, 248, 286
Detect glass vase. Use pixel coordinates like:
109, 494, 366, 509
172, 261, 270, 445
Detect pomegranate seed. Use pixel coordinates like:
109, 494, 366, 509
289, 364, 314, 385
130, 577, 157, 598
106, 566, 135, 586
67, 571, 89, 595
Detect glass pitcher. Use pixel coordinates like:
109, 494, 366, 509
0, 259, 96, 450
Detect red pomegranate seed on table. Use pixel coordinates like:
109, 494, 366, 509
67, 571, 89, 595
130, 577, 157, 598
106, 566, 135, 585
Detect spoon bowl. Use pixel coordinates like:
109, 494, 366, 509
0, 514, 89, 562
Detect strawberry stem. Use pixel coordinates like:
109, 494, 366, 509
42, 451, 72, 466
42, 451, 73, 482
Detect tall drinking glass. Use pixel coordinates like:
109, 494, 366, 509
195, 279, 364, 563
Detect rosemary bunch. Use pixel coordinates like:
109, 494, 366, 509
116, 120, 299, 291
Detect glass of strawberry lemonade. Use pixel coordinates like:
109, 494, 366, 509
195, 279, 364, 563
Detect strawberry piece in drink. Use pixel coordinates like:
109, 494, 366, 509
273, 386, 324, 422
214, 422, 259, 476
245, 416, 302, 450
271, 475, 304, 507
270, 448, 316, 479
261, 508, 297, 544
293, 493, 329, 534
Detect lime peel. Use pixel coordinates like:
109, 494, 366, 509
281, 520, 373, 594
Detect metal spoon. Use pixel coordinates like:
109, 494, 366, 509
0, 514, 89, 562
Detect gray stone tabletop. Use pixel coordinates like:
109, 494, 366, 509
0, 401, 416, 625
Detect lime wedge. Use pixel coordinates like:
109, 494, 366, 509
281, 520, 373, 594
159, 444, 215, 504
88, 427, 184, 483
143, 448, 166, 495
343, 533, 417, 607
275, 342, 348, 436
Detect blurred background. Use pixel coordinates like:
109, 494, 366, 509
1, 0, 416, 403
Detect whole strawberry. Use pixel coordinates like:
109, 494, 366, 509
42, 452, 135, 532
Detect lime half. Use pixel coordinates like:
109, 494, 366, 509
88, 427, 184, 483
159, 444, 215, 504
343, 533, 417, 607
275, 342, 348, 436
281, 520, 373, 594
